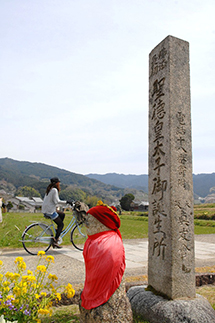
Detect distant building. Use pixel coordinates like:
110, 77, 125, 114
130, 201, 149, 212
6, 197, 43, 213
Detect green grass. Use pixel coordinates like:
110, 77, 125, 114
194, 203, 215, 220
197, 285, 215, 310
194, 219, 215, 234
0, 210, 215, 248
40, 305, 80, 322
120, 214, 148, 239
0, 212, 81, 248
39, 304, 150, 323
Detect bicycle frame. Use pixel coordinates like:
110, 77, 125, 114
44, 214, 81, 238
60, 215, 80, 238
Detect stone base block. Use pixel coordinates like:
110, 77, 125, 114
79, 284, 133, 323
127, 286, 215, 323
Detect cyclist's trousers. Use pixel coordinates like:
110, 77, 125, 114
54, 211, 65, 240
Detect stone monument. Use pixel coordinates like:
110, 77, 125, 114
127, 35, 215, 322
148, 35, 195, 299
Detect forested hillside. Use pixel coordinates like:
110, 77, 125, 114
0, 158, 214, 202
0, 158, 128, 202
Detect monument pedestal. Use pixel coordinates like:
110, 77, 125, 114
127, 286, 215, 323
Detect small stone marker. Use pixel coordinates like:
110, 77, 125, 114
148, 35, 195, 299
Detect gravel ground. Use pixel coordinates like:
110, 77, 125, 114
194, 233, 215, 243
0, 235, 214, 290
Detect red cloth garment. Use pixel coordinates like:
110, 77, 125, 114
81, 230, 126, 310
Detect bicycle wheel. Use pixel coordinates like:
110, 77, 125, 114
71, 223, 87, 251
22, 223, 53, 255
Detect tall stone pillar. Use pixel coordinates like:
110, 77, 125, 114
148, 35, 195, 299
128, 36, 215, 322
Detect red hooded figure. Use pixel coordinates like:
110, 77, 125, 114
81, 202, 126, 310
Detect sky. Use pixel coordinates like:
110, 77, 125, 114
1, 0, 215, 175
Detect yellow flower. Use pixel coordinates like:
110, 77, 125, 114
55, 292, 61, 301
13, 273, 20, 280
40, 292, 47, 297
67, 290, 75, 298
48, 273, 58, 281
37, 251, 46, 256
36, 265, 47, 273
36, 319, 41, 323
65, 283, 75, 298
15, 257, 24, 263
22, 274, 36, 283
13, 286, 21, 296
3, 280, 10, 287
27, 270, 33, 275
35, 294, 40, 299
0, 260, 3, 266
5, 272, 14, 280
29, 276, 36, 282
50, 283, 57, 293
46, 255, 54, 263
19, 280, 27, 287
38, 308, 50, 315
8, 272, 20, 281
15, 257, 26, 271
66, 283, 74, 290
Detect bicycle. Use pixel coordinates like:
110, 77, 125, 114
21, 201, 88, 256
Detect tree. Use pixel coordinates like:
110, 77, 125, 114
6, 201, 13, 211
85, 196, 100, 208
16, 186, 41, 198
119, 193, 135, 211
60, 186, 86, 202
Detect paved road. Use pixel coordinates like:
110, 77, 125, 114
0, 235, 214, 289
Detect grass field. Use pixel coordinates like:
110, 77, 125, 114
0, 205, 215, 248
194, 203, 215, 220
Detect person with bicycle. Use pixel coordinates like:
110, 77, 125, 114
42, 177, 66, 249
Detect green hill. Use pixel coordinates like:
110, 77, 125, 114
1, 158, 214, 201
0, 158, 125, 201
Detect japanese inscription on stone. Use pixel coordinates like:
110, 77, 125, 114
148, 36, 195, 299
